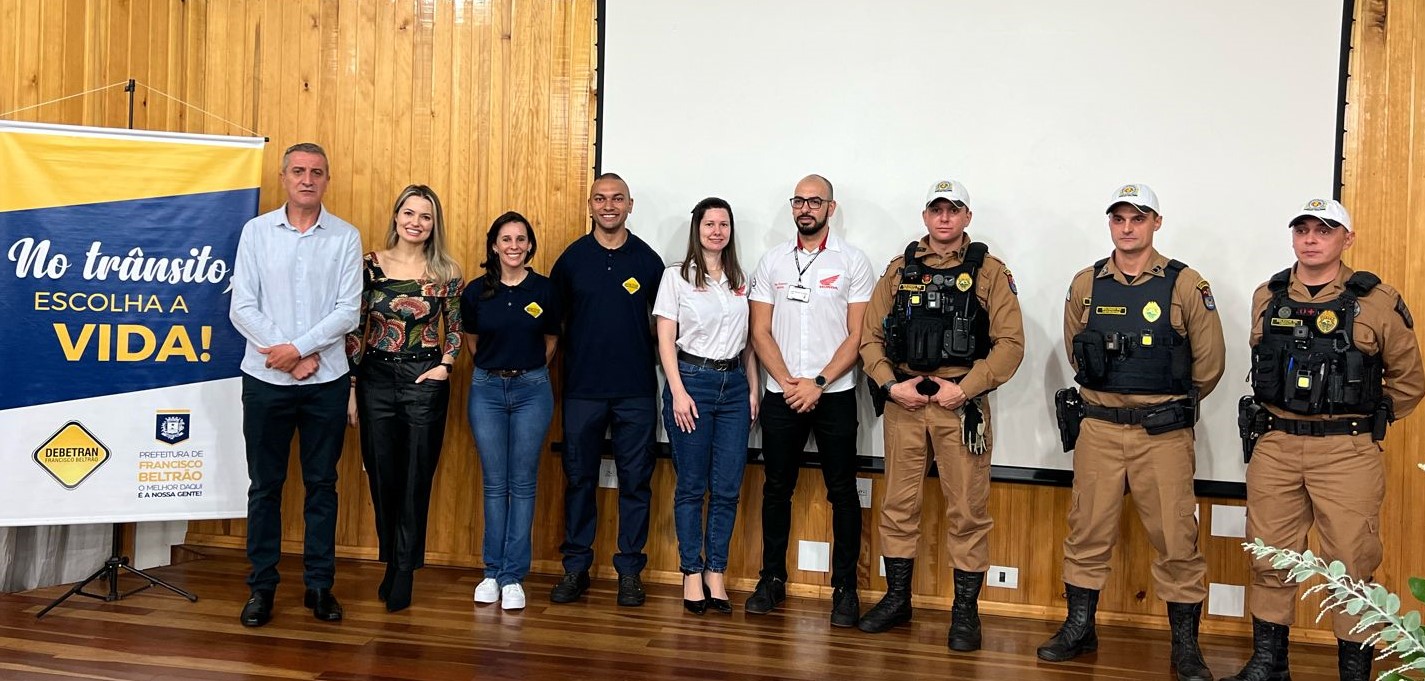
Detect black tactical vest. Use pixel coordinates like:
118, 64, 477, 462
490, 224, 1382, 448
883, 241, 992, 372
1250, 269, 1384, 415
1073, 259, 1192, 394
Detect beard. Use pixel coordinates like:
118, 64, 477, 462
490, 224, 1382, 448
796, 216, 826, 236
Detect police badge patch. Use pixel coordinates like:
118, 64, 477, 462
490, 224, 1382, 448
1316, 309, 1339, 333
1004, 268, 1018, 296
1195, 280, 1217, 311
155, 410, 190, 445
1142, 301, 1162, 322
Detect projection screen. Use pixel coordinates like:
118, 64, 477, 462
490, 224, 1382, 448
598, 0, 1350, 488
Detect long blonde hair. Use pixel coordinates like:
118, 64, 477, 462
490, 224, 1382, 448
384, 184, 459, 282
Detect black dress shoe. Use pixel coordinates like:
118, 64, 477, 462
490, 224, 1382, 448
549, 571, 590, 604
617, 573, 646, 607
704, 583, 732, 614
304, 588, 343, 622
385, 571, 414, 613
684, 597, 708, 615
239, 590, 274, 627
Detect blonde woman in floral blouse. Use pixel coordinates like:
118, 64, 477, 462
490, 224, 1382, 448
345, 184, 463, 612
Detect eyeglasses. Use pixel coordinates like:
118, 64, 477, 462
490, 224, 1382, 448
789, 196, 828, 210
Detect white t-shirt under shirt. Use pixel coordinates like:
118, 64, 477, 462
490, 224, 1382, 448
652, 264, 750, 361
748, 233, 875, 394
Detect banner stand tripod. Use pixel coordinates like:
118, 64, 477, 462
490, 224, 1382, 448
35, 523, 198, 618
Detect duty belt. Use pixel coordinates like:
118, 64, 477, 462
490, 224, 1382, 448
1268, 415, 1371, 437
1082, 401, 1187, 425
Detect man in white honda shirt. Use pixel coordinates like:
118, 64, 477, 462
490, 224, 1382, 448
745, 174, 875, 628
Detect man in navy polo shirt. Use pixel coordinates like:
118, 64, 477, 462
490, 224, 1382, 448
548, 172, 665, 606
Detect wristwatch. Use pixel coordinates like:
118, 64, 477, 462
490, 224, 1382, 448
814, 374, 828, 389
880, 379, 897, 397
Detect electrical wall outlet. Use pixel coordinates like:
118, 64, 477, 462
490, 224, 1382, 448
856, 477, 872, 509
1208, 583, 1246, 618
798, 540, 830, 572
988, 565, 1019, 589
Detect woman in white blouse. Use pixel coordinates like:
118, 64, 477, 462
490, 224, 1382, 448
653, 197, 759, 615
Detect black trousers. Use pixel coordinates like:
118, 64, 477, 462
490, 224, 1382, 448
356, 357, 450, 571
758, 389, 862, 588
559, 396, 656, 575
242, 373, 348, 592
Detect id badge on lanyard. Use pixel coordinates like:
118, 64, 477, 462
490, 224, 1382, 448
790, 246, 822, 303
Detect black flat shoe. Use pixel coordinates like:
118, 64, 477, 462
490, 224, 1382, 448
239, 590, 274, 627
684, 598, 708, 615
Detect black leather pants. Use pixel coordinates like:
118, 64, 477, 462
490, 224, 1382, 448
356, 355, 450, 571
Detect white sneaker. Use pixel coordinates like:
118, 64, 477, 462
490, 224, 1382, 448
501, 583, 526, 610
473, 577, 499, 604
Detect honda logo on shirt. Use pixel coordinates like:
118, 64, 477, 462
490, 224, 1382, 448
819, 273, 841, 289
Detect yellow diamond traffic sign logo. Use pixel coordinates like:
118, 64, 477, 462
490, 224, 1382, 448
33, 421, 110, 489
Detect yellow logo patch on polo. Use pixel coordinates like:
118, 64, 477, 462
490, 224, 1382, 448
955, 273, 973, 292
1316, 310, 1339, 333
622, 277, 640, 294
524, 302, 543, 318
1095, 306, 1128, 315
1143, 301, 1162, 322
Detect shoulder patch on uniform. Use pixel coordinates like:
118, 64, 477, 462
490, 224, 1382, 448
1397, 296, 1415, 329
1195, 279, 1217, 312
1004, 267, 1018, 296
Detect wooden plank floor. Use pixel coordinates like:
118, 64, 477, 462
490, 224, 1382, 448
0, 547, 1361, 680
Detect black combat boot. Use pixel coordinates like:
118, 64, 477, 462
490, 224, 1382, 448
1222, 617, 1290, 681
947, 569, 985, 652
1167, 601, 1213, 681
1337, 639, 1374, 681
857, 558, 913, 633
1037, 583, 1100, 662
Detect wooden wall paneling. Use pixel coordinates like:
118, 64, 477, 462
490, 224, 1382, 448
4, 0, 1421, 647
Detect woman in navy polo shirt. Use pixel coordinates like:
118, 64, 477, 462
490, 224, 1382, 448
653, 197, 758, 615
461, 211, 560, 611
346, 184, 463, 613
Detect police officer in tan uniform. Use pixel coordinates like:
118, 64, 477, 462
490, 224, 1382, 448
1226, 199, 1423, 681
1040, 184, 1225, 681
858, 179, 1025, 650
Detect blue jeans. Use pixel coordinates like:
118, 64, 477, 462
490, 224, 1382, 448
663, 361, 751, 574
468, 366, 553, 587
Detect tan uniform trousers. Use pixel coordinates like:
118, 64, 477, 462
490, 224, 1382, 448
1062, 417, 1207, 603
879, 398, 993, 571
1246, 430, 1385, 642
